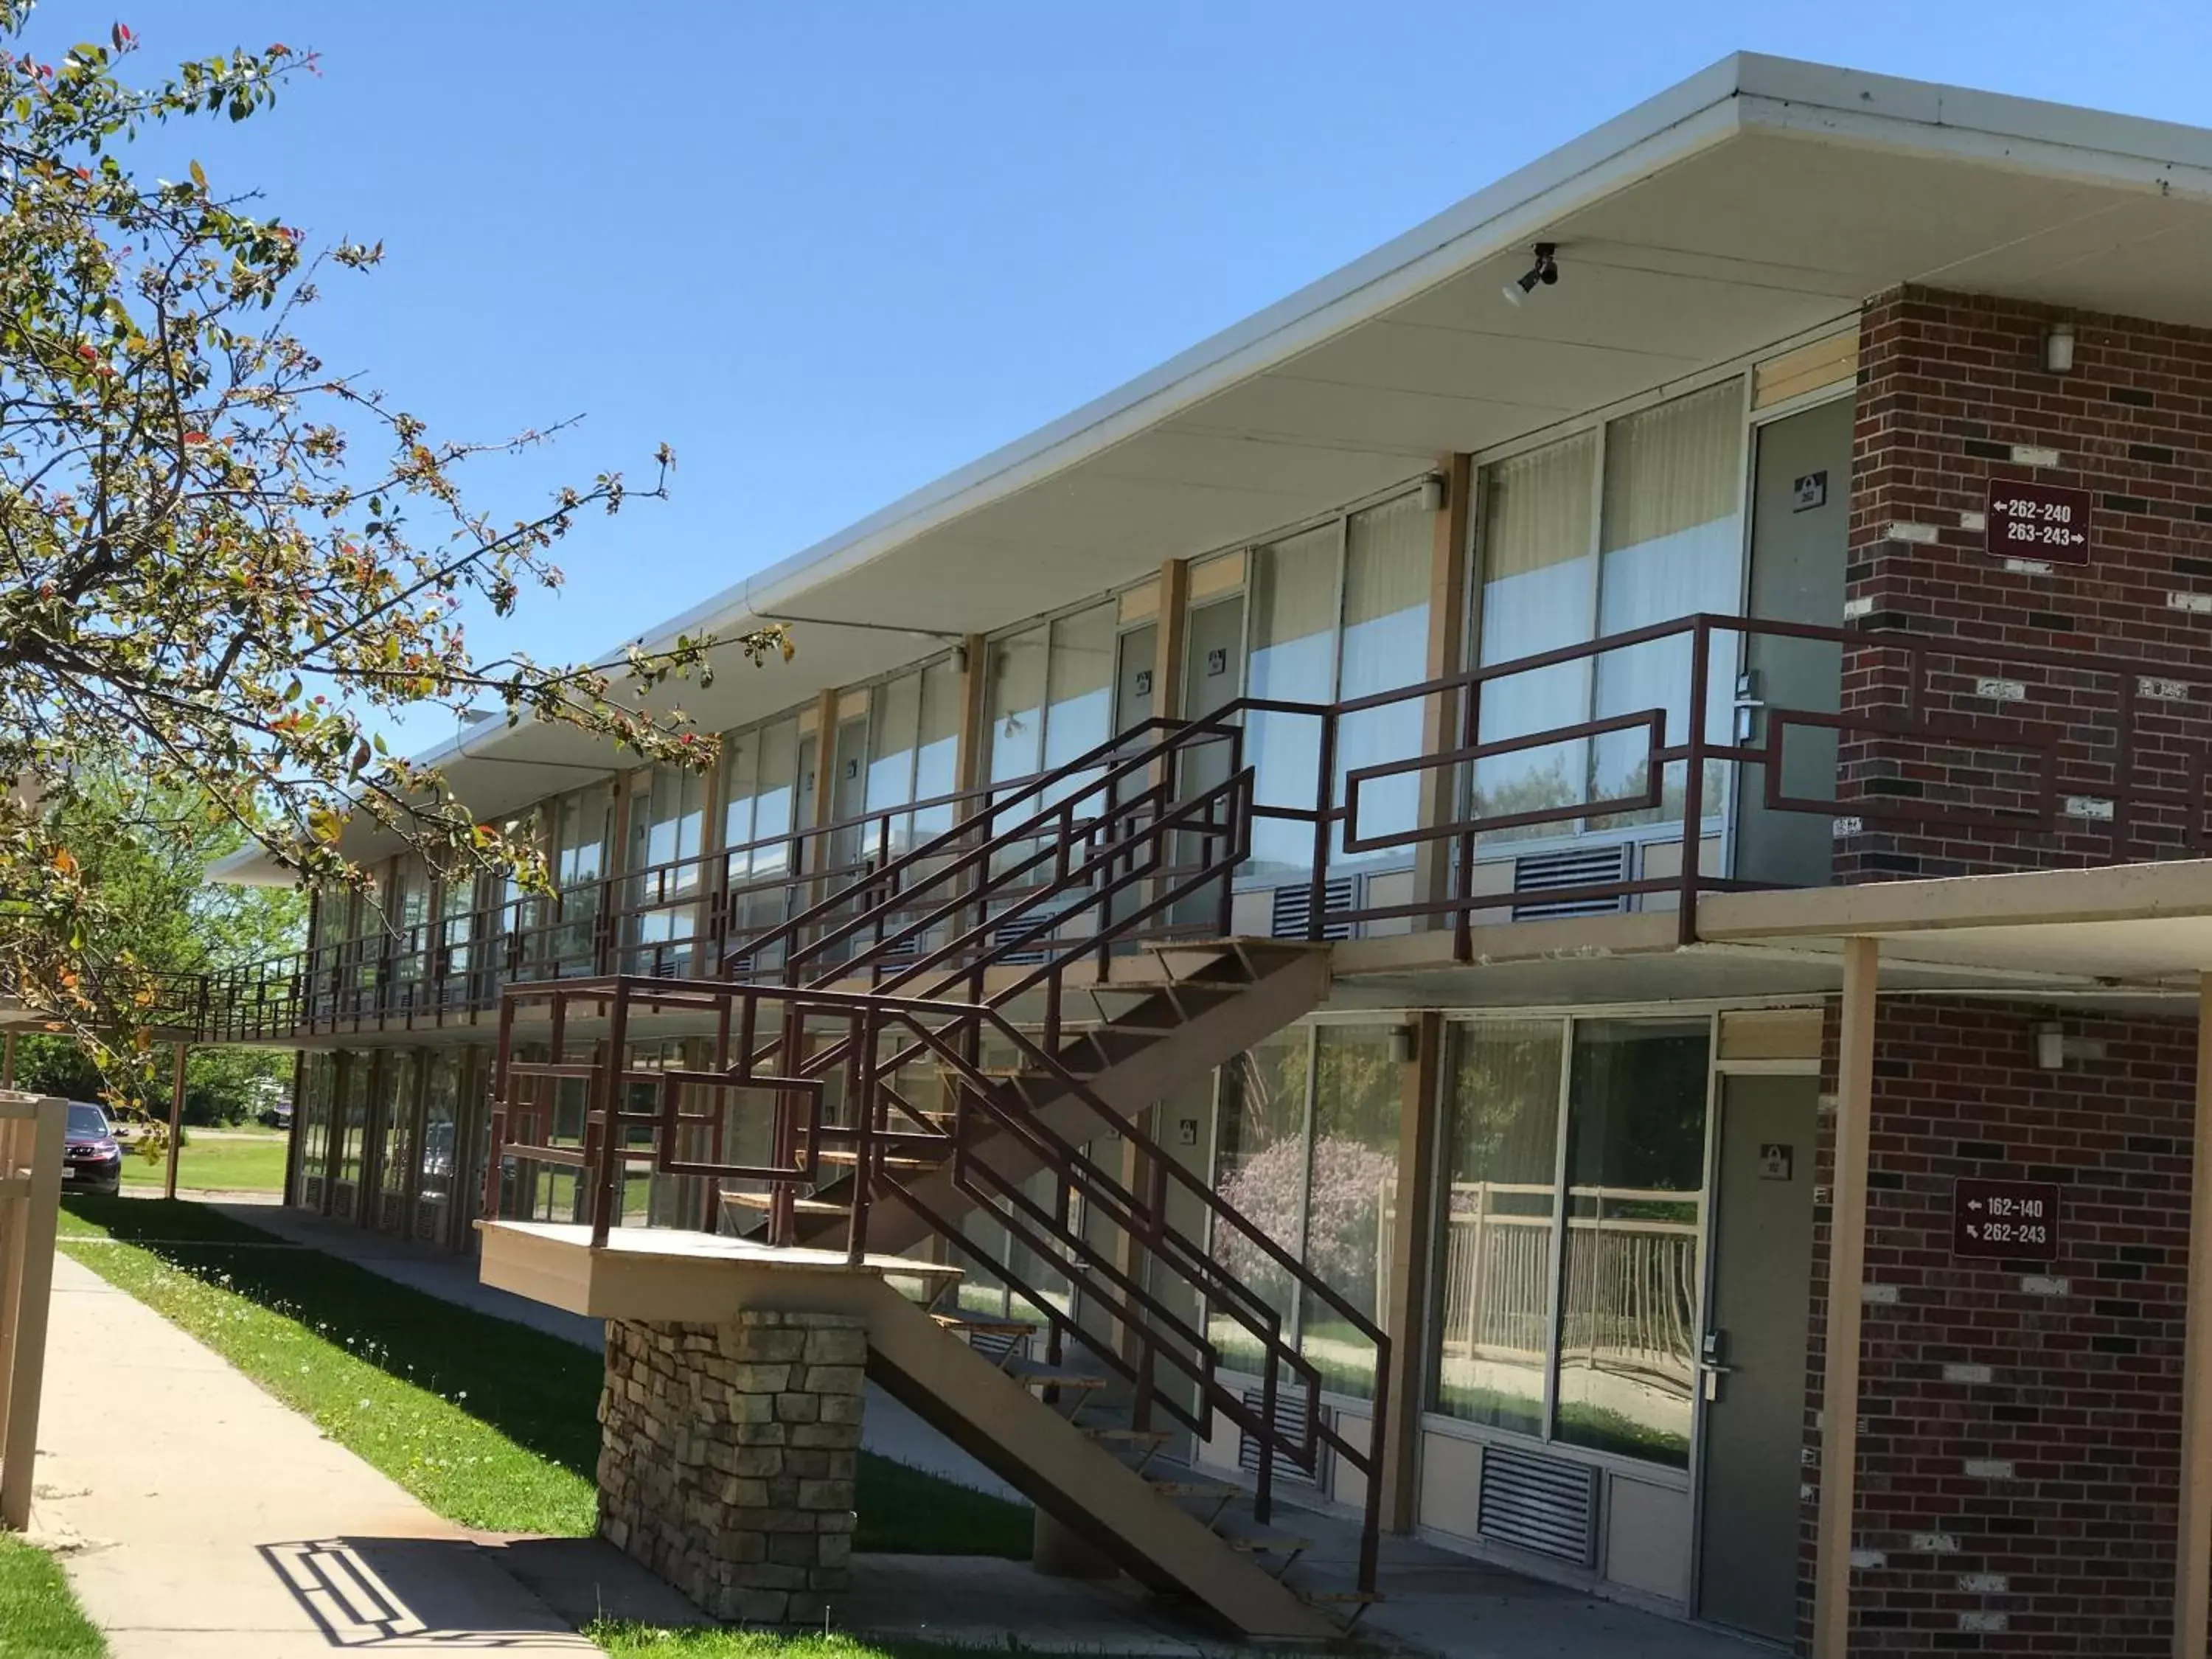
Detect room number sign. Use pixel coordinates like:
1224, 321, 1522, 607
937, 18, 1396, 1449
1985, 479, 2092, 564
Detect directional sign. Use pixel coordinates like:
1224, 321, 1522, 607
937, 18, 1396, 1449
1952, 1177, 2061, 1262
1986, 480, 2092, 566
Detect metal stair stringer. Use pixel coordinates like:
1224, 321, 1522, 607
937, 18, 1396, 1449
788, 939, 1332, 1256
852, 1276, 1340, 1643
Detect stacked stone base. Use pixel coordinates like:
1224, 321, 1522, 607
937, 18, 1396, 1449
597, 1312, 866, 1624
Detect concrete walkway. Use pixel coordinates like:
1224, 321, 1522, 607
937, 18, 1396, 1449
31, 1251, 601, 1657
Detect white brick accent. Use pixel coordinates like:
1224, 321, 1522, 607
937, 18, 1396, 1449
1910, 1532, 1959, 1553
1964, 1458, 2015, 1479
1863, 1283, 1900, 1304
2020, 1276, 2070, 1297
2011, 444, 2062, 467
1888, 521, 1941, 543
1960, 509, 1988, 531
2000, 556, 2054, 575
1958, 1573, 2008, 1593
1851, 1549, 1887, 1570
1941, 1363, 1994, 1385
1959, 1612, 2009, 1632
2169, 591, 2212, 614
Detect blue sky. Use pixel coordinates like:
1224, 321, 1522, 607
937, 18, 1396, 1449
47, 1, 2212, 743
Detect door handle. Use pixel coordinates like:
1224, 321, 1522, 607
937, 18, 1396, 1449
1697, 1359, 1733, 1402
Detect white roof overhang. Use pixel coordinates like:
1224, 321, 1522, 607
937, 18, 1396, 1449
215, 52, 2212, 881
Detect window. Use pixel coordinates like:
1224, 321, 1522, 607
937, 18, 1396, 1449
1427, 1015, 1710, 1471
1237, 490, 1433, 877
1472, 380, 1743, 840
544, 785, 614, 974
625, 761, 709, 973
1212, 1023, 1400, 1400
417, 1050, 462, 1231
987, 599, 1118, 797
1433, 1020, 1564, 1436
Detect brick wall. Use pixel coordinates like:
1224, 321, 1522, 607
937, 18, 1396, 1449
1837, 286, 2212, 881
1802, 998, 2194, 1653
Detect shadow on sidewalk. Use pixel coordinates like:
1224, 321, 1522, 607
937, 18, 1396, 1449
258, 1537, 602, 1650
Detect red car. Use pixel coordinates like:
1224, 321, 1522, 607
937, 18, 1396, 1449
63, 1102, 122, 1196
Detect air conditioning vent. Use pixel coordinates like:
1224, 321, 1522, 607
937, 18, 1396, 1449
1510, 844, 1633, 920
1477, 1443, 1598, 1565
1238, 1383, 1320, 1486
1270, 877, 1357, 941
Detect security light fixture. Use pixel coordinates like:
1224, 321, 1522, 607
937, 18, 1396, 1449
1417, 474, 1446, 512
1503, 243, 1559, 306
2043, 321, 2076, 375
1391, 1024, 1419, 1065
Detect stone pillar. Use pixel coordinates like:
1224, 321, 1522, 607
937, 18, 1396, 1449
597, 1312, 867, 1624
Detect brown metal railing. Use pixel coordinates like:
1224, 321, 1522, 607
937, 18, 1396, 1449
197, 610, 2212, 1046
484, 714, 1394, 1590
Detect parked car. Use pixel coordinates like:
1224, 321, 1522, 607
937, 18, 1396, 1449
63, 1102, 122, 1196
257, 1098, 293, 1130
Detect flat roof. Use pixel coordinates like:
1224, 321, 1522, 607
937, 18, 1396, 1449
218, 52, 2212, 877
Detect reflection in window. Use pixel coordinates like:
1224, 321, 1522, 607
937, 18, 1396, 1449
1553, 1018, 1709, 1468
1296, 1027, 1399, 1399
1335, 495, 1431, 863
988, 625, 1048, 788
1431, 1020, 1564, 1436
417, 1049, 462, 1232
1590, 381, 1742, 824
1244, 525, 1338, 876
1210, 1029, 1310, 1371
1474, 433, 1596, 836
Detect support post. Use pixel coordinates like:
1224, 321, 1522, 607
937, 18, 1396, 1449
1, 1033, 13, 1089
282, 1048, 307, 1209
1413, 455, 1472, 927
0, 1096, 63, 1529
2174, 971, 2212, 1658
163, 1040, 187, 1201
1813, 936, 1878, 1659
1378, 1009, 1444, 1530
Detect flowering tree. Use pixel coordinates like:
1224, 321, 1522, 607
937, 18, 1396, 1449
0, 10, 783, 1094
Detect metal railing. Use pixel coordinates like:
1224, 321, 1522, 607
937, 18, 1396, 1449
486, 718, 1394, 1592
191, 609, 2212, 1044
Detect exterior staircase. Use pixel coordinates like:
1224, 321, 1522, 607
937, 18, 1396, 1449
486, 716, 1388, 1638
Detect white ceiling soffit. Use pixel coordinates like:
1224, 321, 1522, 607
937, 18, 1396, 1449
274, 54, 2212, 873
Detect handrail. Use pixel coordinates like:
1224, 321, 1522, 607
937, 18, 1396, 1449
198, 604, 2212, 1044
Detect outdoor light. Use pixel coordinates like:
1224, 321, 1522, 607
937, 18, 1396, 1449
1416, 475, 1446, 513
1502, 243, 1559, 306
2043, 321, 2076, 375
2034, 1022, 2066, 1070
1391, 1024, 1418, 1065
951, 643, 970, 674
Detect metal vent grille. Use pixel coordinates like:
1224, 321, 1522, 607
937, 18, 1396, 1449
1270, 877, 1358, 941
1477, 1444, 1599, 1565
1510, 844, 1633, 921
1238, 1383, 1319, 1486
302, 1175, 323, 1209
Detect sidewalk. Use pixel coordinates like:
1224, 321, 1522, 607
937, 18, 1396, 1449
32, 1251, 601, 1658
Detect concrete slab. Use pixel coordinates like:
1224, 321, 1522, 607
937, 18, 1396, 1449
31, 1251, 599, 1658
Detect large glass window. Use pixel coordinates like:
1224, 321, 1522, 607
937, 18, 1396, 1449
545, 785, 613, 974
625, 762, 709, 973
987, 599, 1120, 800
417, 1049, 462, 1241
1335, 494, 1433, 862
1433, 1020, 1565, 1436
1426, 1015, 1710, 1472
1472, 380, 1743, 841
1244, 525, 1340, 875
1211, 1023, 1400, 1400
1553, 1019, 1708, 1467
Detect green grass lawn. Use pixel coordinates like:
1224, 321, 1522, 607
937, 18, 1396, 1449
55, 1195, 1033, 1554
0, 1534, 106, 1657
119, 1129, 290, 1193
588, 1630, 1049, 1659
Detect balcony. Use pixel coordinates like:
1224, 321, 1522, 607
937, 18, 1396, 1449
189, 612, 2212, 1046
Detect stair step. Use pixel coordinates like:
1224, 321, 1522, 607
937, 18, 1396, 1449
1214, 1520, 1315, 1556
1146, 1472, 1242, 1500
720, 1189, 847, 1217
1001, 1354, 1111, 1391
1081, 1424, 1174, 1446
815, 1148, 945, 1170
931, 1307, 1037, 1340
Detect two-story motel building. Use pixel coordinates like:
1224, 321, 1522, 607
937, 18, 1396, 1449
190, 55, 2212, 1657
